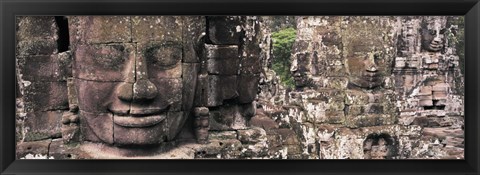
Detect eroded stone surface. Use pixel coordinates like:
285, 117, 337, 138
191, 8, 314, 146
16, 16, 463, 159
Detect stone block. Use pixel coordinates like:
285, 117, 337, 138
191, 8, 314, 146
16, 140, 51, 159
182, 63, 199, 111
345, 90, 369, 105
198, 75, 238, 107
432, 83, 448, 91
66, 78, 79, 112
237, 127, 267, 144
344, 114, 396, 128
182, 16, 206, 63
132, 16, 182, 42
79, 111, 114, 144
420, 86, 432, 93
419, 99, 433, 107
16, 16, 57, 42
432, 91, 448, 100
249, 113, 279, 130
48, 139, 92, 159
23, 81, 69, 112
19, 54, 71, 82
17, 39, 57, 56
345, 105, 364, 116
207, 16, 243, 45
166, 112, 186, 141
323, 110, 345, 124
24, 111, 63, 142
209, 105, 248, 130
237, 74, 260, 103
75, 79, 117, 113
205, 44, 240, 75
69, 16, 131, 44
195, 139, 242, 158
136, 41, 183, 79
434, 99, 447, 106
240, 40, 263, 75
73, 44, 135, 81
209, 131, 238, 140
395, 57, 406, 68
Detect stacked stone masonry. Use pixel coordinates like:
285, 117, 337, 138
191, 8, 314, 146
16, 16, 463, 159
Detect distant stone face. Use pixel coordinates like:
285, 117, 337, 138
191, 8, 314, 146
420, 17, 447, 52
258, 16, 464, 159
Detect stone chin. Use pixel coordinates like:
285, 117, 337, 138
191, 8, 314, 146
348, 76, 383, 89
81, 110, 186, 146
424, 44, 444, 52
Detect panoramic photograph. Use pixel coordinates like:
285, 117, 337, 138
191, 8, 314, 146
15, 16, 464, 159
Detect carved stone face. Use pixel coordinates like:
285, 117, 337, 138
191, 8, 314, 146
290, 53, 310, 88
346, 44, 386, 89
363, 133, 396, 159
420, 21, 446, 52
71, 16, 197, 146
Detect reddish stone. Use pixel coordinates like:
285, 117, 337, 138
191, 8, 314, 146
80, 111, 114, 144
132, 16, 182, 43
69, 16, 131, 44
16, 140, 51, 159
75, 79, 117, 113
249, 114, 279, 130
23, 81, 69, 112
24, 111, 63, 141
138, 42, 183, 79
73, 44, 135, 82
19, 54, 71, 82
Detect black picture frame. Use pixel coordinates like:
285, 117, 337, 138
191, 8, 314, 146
1, 0, 479, 175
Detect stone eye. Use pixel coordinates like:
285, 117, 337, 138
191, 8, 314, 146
145, 45, 181, 68
429, 30, 436, 35
96, 45, 126, 68
439, 28, 446, 34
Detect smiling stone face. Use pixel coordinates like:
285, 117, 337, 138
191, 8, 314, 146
70, 16, 200, 146
345, 38, 389, 89
420, 17, 447, 53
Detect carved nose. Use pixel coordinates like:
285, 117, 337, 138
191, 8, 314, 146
116, 49, 158, 102
132, 79, 158, 101
432, 37, 442, 43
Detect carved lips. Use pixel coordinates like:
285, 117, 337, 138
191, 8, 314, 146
110, 107, 168, 128
114, 114, 166, 128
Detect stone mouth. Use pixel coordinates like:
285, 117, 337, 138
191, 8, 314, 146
113, 114, 166, 128
110, 106, 170, 128
429, 43, 443, 50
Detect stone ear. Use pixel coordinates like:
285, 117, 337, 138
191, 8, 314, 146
193, 33, 206, 60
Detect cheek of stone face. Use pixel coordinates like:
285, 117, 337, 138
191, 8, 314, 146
112, 111, 186, 145
80, 111, 114, 144
75, 79, 118, 113
347, 57, 365, 78
142, 78, 183, 112
113, 118, 169, 145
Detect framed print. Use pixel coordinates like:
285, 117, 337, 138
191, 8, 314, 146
1, 0, 479, 175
